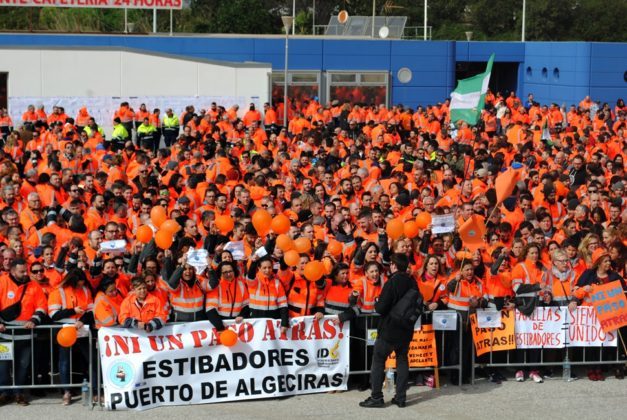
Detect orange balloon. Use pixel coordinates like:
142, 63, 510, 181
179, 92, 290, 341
271, 214, 291, 234
220, 329, 238, 347
252, 209, 272, 236
415, 212, 432, 229
276, 234, 295, 252
327, 239, 343, 257
293, 237, 311, 254
214, 215, 235, 234
284, 250, 300, 267
322, 257, 334, 275
160, 219, 181, 235
386, 218, 405, 240
304, 261, 324, 282
404, 221, 420, 239
57, 326, 77, 348
150, 205, 167, 228
154, 229, 174, 249
136, 225, 153, 243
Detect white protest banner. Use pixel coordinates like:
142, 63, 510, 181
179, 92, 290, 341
431, 214, 455, 234
514, 307, 567, 349
432, 311, 457, 331
99, 317, 349, 411
567, 306, 617, 347
477, 309, 502, 328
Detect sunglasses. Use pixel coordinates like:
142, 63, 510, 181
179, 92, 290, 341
31, 269, 44, 274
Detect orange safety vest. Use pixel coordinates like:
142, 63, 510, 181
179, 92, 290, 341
247, 274, 288, 312
168, 279, 206, 321
286, 276, 322, 317
94, 291, 123, 329
0, 276, 47, 328
356, 277, 383, 314
48, 285, 93, 323
417, 274, 448, 305
149, 286, 171, 316
546, 269, 576, 305
511, 260, 545, 297
19, 207, 41, 233
205, 278, 249, 318
484, 272, 513, 300
447, 278, 484, 312
324, 283, 354, 315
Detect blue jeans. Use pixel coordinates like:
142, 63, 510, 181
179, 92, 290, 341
58, 337, 97, 393
0, 339, 33, 395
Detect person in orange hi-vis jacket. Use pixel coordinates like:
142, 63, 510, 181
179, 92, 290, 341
119, 277, 167, 332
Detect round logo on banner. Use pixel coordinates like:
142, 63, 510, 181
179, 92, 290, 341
109, 361, 134, 389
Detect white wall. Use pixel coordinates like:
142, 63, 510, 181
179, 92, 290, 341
0, 48, 270, 130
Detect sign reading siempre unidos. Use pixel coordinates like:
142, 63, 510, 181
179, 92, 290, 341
98, 317, 349, 411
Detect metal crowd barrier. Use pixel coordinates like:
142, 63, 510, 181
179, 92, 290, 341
349, 312, 464, 387
0, 325, 95, 405
16, 311, 624, 409
470, 315, 626, 385
2, 314, 465, 410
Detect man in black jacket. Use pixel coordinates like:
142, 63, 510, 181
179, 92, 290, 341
360, 253, 421, 409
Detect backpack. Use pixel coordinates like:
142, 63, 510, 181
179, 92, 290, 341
388, 288, 423, 329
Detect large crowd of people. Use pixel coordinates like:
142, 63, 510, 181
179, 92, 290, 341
0, 90, 625, 407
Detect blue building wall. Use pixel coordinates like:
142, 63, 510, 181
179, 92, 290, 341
589, 43, 627, 106
0, 34, 624, 109
522, 42, 591, 106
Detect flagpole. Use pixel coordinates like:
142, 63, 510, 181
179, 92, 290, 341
521, 0, 526, 42
423, 0, 428, 41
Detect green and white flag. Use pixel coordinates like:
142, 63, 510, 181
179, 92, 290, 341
450, 53, 495, 126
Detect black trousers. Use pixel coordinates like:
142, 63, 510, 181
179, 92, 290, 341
370, 338, 409, 402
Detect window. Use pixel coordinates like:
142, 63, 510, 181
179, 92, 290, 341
291, 73, 318, 83
331, 74, 356, 83
327, 71, 389, 106
553, 68, 560, 80
541, 67, 548, 80
270, 71, 321, 121
361, 73, 386, 84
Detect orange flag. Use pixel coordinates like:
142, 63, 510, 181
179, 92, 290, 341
459, 215, 487, 251
494, 168, 521, 204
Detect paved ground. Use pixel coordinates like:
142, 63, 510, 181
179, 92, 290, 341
3, 375, 626, 420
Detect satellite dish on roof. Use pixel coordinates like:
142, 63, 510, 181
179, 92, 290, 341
338, 10, 349, 24
379, 26, 390, 39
